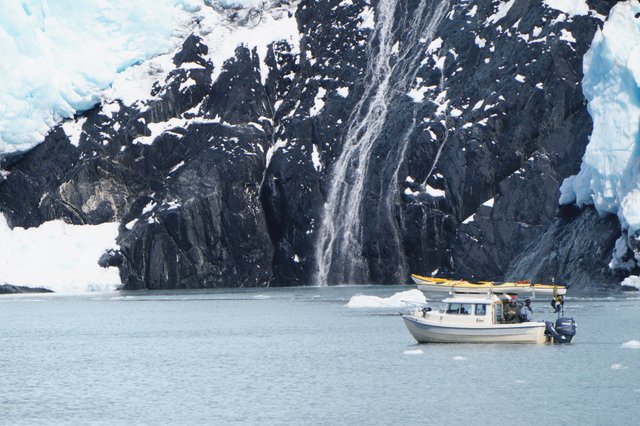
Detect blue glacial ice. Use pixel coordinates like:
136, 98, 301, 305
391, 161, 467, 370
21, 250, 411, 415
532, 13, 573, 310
0, 0, 264, 154
560, 1, 640, 234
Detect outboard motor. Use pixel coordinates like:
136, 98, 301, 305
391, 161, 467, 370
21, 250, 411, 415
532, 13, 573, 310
545, 317, 577, 344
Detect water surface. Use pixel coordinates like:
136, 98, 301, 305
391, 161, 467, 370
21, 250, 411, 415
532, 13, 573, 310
1, 286, 638, 425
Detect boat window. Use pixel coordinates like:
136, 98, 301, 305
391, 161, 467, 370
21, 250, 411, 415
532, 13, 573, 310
495, 303, 503, 322
475, 304, 486, 316
446, 303, 472, 315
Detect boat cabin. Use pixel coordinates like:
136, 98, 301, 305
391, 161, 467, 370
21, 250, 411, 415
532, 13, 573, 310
435, 293, 531, 325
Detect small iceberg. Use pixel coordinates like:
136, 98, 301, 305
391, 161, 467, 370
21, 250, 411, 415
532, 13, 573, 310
621, 340, 640, 349
453, 356, 467, 361
404, 349, 424, 355
610, 363, 627, 370
345, 289, 427, 308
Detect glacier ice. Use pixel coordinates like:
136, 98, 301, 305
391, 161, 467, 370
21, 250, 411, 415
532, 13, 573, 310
0, 0, 272, 155
560, 2, 640, 234
0, 214, 120, 292
345, 289, 427, 308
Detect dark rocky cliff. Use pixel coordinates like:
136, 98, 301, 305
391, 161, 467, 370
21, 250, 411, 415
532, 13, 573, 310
0, 0, 621, 289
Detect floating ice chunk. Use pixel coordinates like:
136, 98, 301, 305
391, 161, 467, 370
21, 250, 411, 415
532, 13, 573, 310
621, 340, 640, 349
515, 74, 526, 83
252, 294, 271, 300
453, 356, 467, 361
542, 0, 589, 17
621, 276, 640, 290
404, 349, 424, 355
475, 36, 486, 49
610, 363, 627, 370
482, 198, 495, 208
345, 289, 427, 308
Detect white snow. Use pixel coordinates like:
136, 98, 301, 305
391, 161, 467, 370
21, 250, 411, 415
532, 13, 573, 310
474, 35, 486, 49
357, 6, 375, 30
560, 29, 577, 44
407, 87, 429, 103
336, 87, 350, 98
169, 160, 186, 173
61, 117, 87, 147
311, 144, 322, 172
543, 0, 589, 17
310, 87, 326, 116
426, 185, 445, 198
560, 2, 640, 234
427, 37, 443, 54
345, 289, 427, 308
0, 214, 120, 292
486, 0, 516, 25
621, 340, 640, 349
462, 214, 475, 225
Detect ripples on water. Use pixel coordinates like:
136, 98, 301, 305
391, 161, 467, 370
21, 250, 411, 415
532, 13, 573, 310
0, 286, 638, 425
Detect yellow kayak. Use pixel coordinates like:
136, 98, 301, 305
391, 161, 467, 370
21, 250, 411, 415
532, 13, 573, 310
411, 274, 567, 296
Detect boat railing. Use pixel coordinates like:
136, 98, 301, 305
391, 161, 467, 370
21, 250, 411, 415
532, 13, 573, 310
402, 300, 432, 318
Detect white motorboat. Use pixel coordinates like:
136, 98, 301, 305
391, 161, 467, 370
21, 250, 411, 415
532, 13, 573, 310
402, 288, 576, 344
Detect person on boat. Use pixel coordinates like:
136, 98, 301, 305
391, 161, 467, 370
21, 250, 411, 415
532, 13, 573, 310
518, 298, 533, 322
551, 295, 564, 313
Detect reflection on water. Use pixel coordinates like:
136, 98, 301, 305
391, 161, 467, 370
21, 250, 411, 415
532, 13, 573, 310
0, 285, 638, 425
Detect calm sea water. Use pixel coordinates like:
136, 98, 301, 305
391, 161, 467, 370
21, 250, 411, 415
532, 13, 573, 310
1, 286, 639, 425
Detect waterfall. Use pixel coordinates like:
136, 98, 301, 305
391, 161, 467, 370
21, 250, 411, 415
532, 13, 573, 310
315, 0, 450, 285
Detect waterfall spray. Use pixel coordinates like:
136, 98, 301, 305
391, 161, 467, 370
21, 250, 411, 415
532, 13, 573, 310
315, 0, 450, 285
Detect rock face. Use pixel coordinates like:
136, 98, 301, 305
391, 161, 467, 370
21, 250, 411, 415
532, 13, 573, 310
0, 284, 53, 294
0, 0, 623, 289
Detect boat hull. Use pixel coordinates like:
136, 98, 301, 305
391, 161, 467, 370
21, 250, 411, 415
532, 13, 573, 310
402, 315, 547, 344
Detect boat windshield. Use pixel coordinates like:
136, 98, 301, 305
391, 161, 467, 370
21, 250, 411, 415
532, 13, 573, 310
446, 303, 472, 315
